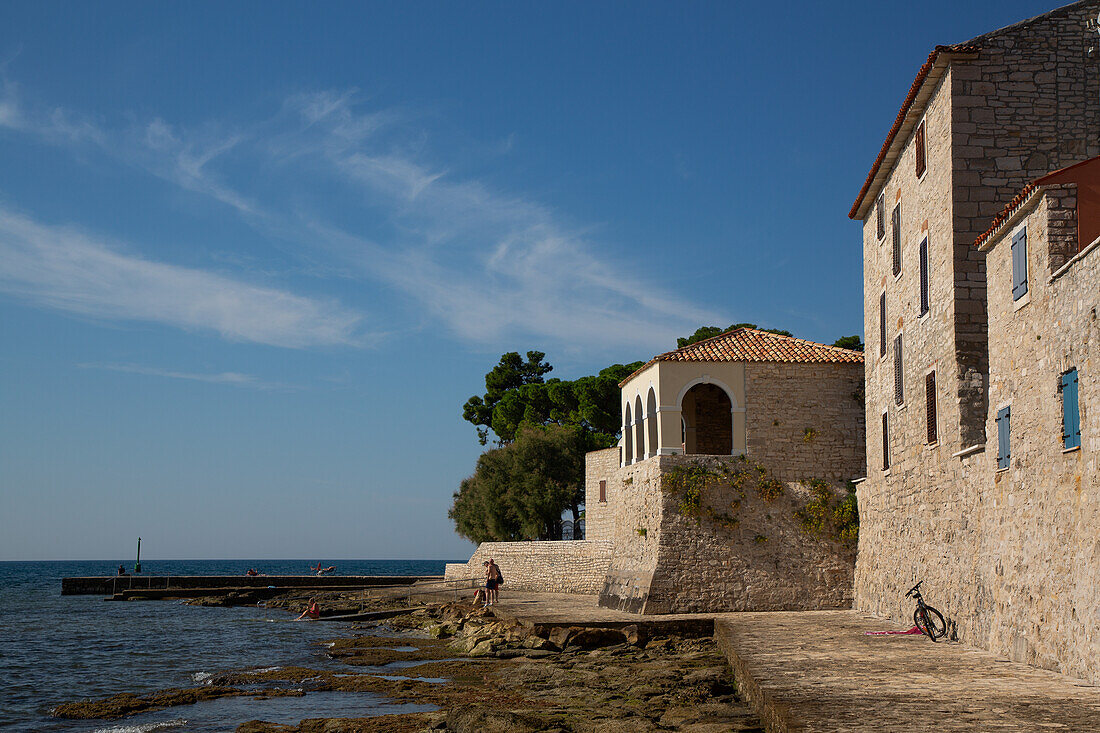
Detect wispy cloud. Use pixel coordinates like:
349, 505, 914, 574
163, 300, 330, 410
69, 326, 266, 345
0, 206, 365, 348
79, 362, 294, 390
0, 83, 723, 354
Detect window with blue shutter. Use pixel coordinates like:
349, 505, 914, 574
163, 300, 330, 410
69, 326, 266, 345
1062, 369, 1081, 450
919, 237, 930, 316
1011, 230, 1028, 301
996, 406, 1011, 469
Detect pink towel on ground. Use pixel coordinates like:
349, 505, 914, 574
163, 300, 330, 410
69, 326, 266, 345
864, 626, 924, 635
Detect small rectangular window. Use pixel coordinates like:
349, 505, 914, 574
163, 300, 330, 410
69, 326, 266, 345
892, 203, 902, 277
996, 406, 1011, 470
599, 480, 607, 503
876, 193, 886, 240
882, 412, 890, 471
925, 371, 937, 444
1062, 369, 1081, 450
894, 334, 904, 405
1012, 229, 1028, 301
915, 121, 926, 178
919, 237, 930, 316
879, 291, 887, 357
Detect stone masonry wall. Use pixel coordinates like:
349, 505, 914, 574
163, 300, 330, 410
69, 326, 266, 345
857, 4, 1100, 677
980, 190, 1100, 681
598, 454, 856, 613
744, 362, 865, 482
951, 0, 1100, 444
583, 447, 621, 542
443, 540, 614, 595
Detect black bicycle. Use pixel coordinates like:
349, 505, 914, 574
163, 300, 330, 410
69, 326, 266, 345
906, 581, 947, 641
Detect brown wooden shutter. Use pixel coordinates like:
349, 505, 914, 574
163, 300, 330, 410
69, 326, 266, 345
915, 122, 926, 177
925, 371, 937, 444
879, 292, 887, 357
894, 334, 904, 405
882, 413, 890, 470
876, 193, 886, 240
599, 480, 607, 503
892, 203, 902, 276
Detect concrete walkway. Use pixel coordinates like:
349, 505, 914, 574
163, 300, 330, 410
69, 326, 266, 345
715, 610, 1100, 732
493, 594, 1100, 732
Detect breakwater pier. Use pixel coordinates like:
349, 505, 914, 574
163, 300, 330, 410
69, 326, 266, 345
62, 574, 441, 596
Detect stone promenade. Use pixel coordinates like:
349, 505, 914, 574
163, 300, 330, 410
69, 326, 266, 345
493, 594, 1100, 732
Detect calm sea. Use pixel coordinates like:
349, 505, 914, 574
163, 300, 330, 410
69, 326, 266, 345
0, 560, 451, 733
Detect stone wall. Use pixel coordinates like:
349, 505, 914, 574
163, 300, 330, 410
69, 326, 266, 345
599, 454, 856, 613
583, 447, 620, 542
442, 540, 614, 595
744, 362, 865, 481
979, 189, 1100, 681
856, 2, 1100, 682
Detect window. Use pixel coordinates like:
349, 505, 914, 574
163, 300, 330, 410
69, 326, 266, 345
882, 412, 890, 471
1012, 229, 1028, 301
894, 334, 904, 405
599, 480, 607, 503
996, 406, 1011, 470
925, 371, 937, 444
892, 203, 902, 277
876, 193, 886, 240
1062, 369, 1081, 450
919, 237, 930, 316
915, 121, 926, 178
879, 291, 887, 357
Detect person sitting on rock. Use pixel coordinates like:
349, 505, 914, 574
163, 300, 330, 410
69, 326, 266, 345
296, 598, 321, 621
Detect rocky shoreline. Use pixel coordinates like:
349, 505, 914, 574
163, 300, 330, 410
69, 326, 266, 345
54, 593, 765, 732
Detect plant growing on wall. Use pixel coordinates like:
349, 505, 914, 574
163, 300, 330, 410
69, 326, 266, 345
663, 457, 785, 531
793, 479, 859, 547
802, 427, 817, 443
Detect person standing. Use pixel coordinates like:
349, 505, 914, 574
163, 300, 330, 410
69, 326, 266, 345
485, 558, 502, 606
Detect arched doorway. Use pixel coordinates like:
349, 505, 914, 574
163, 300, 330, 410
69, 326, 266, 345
646, 388, 658, 459
623, 403, 633, 465
634, 395, 645, 462
680, 383, 732, 455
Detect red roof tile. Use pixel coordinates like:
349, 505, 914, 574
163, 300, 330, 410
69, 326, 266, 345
620, 328, 863, 386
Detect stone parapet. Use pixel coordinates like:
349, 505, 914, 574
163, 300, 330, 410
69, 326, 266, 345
443, 540, 614, 595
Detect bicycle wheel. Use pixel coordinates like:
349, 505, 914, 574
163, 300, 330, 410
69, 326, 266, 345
914, 606, 947, 641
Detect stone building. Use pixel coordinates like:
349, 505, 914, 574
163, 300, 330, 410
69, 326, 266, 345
973, 157, 1099, 680
449, 329, 867, 614
591, 329, 865, 613
850, 0, 1100, 682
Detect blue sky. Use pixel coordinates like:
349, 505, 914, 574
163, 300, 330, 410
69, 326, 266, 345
0, 1, 1064, 560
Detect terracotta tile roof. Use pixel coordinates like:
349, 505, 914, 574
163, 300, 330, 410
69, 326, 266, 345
848, 44, 979, 221
620, 329, 863, 386
975, 155, 1100, 249
974, 182, 1041, 249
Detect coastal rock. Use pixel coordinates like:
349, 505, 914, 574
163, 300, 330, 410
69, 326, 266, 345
565, 628, 628, 650
445, 707, 544, 733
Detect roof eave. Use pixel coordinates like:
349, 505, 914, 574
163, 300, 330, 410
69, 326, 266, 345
849, 47, 979, 221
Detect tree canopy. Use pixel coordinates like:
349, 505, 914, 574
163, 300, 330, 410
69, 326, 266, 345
462, 352, 643, 447
449, 424, 589, 543
676, 323, 793, 348
832, 335, 864, 352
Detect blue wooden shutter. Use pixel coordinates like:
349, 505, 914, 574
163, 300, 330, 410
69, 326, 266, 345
919, 237, 929, 315
1011, 230, 1028, 301
996, 406, 1011, 469
1062, 370, 1080, 450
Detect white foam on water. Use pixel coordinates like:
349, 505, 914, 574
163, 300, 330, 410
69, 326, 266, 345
93, 719, 187, 733
191, 671, 213, 684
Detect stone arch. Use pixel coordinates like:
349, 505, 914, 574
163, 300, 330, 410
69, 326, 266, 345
634, 395, 645, 463
680, 382, 733, 455
646, 388, 658, 459
674, 376, 739, 410
623, 403, 633, 465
